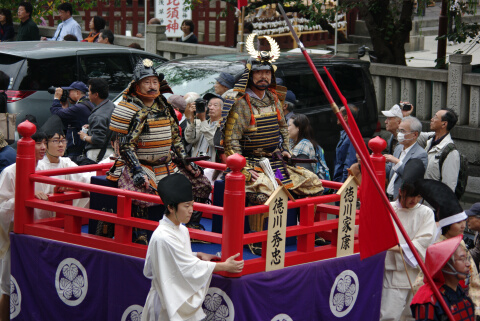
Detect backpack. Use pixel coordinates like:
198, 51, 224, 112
438, 143, 468, 200
314, 145, 330, 181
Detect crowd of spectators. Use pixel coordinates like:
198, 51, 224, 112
1, 2, 203, 48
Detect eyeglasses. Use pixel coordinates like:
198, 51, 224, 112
455, 254, 472, 264
48, 139, 67, 145
396, 129, 413, 134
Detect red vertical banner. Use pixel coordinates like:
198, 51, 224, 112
237, 0, 247, 10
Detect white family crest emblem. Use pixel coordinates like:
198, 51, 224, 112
271, 313, 293, 321
55, 258, 88, 306
121, 304, 143, 321
329, 270, 359, 317
202, 287, 234, 321
10, 276, 21, 319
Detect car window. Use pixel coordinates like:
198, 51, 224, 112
158, 63, 219, 96
79, 55, 133, 92
280, 67, 331, 109
332, 65, 365, 104
16, 57, 77, 90
0, 55, 25, 89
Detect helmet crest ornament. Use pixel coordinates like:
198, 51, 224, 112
246, 33, 280, 64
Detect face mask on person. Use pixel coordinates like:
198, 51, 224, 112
397, 132, 414, 143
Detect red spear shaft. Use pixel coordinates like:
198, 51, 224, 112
276, 4, 455, 320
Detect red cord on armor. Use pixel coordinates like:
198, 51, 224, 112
269, 88, 282, 121
244, 94, 256, 126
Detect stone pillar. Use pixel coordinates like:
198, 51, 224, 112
447, 54, 472, 125
432, 81, 447, 114
415, 80, 432, 121
470, 86, 480, 127
385, 77, 400, 110
372, 75, 385, 112
400, 78, 416, 107
336, 44, 359, 59
145, 25, 167, 55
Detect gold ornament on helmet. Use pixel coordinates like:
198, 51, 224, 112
245, 33, 280, 63
143, 59, 153, 67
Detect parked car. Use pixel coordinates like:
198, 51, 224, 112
0, 41, 167, 135
113, 53, 378, 169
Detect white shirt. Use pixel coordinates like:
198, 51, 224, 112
36, 156, 93, 210
48, 17, 83, 41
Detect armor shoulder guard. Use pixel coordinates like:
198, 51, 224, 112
220, 90, 243, 129
109, 99, 141, 134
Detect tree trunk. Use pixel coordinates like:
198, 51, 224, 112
356, 0, 414, 65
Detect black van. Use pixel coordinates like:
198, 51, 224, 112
137, 53, 378, 169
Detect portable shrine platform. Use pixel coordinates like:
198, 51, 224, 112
10, 233, 384, 321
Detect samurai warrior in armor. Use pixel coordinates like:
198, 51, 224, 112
221, 35, 323, 223
107, 59, 211, 232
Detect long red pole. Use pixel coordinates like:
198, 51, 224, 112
276, 4, 454, 320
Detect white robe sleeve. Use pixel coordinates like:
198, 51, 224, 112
143, 224, 215, 321
0, 165, 16, 258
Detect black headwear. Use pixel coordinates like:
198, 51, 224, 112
401, 158, 426, 193
133, 59, 164, 83
415, 179, 466, 238
157, 173, 193, 207
40, 115, 65, 137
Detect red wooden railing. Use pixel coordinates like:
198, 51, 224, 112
14, 121, 385, 277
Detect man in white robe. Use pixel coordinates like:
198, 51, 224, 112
380, 159, 436, 321
0, 131, 48, 320
142, 173, 243, 321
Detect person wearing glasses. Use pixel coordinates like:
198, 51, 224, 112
411, 236, 475, 321
36, 129, 93, 212
385, 116, 427, 201
411, 179, 480, 318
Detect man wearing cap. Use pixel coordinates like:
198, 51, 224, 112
222, 37, 322, 219
142, 173, 243, 321
466, 203, 480, 271
214, 72, 235, 97
167, 94, 188, 136
411, 236, 475, 321
382, 104, 404, 155
50, 81, 94, 162
283, 90, 296, 123
385, 116, 428, 201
